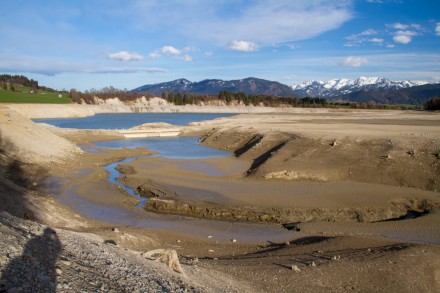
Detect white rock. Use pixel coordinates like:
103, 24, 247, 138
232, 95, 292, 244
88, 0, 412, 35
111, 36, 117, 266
141, 249, 184, 274
291, 265, 301, 272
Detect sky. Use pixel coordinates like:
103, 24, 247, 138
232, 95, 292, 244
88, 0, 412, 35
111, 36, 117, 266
0, 0, 439, 91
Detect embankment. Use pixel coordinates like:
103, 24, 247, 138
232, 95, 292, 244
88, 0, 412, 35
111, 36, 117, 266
6, 97, 286, 119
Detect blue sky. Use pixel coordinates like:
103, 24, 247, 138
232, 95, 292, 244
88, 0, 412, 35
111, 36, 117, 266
0, 0, 439, 91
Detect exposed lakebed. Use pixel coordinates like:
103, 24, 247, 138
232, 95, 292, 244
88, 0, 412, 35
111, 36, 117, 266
99, 137, 235, 208
38, 113, 300, 243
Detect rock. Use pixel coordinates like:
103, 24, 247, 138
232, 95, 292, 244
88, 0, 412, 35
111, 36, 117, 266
282, 222, 301, 231
330, 140, 337, 147
309, 261, 316, 267
231, 239, 237, 243
407, 149, 416, 156
7, 287, 23, 293
60, 260, 71, 266
291, 265, 301, 272
141, 249, 184, 274
55, 268, 63, 275
112, 227, 120, 233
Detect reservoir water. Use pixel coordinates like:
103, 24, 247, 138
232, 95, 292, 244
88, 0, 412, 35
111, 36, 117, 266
34, 112, 236, 129
93, 137, 230, 159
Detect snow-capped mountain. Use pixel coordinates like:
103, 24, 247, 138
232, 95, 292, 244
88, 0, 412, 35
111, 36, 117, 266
292, 77, 428, 98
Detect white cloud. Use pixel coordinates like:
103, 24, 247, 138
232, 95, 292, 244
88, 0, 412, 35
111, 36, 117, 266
108, 51, 144, 61
204, 51, 213, 57
393, 30, 417, 44
182, 54, 193, 62
369, 38, 384, 43
436, 23, 440, 36
160, 46, 181, 56
390, 23, 409, 30
393, 34, 412, 44
388, 23, 423, 45
386, 44, 395, 48
228, 40, 259, 52
338, 56, 369, 67
366, 0, 383, 3
148, 52, 161, 59
287, 44, 301, 50
345, 29, 379, 46
148, 45, 182, 59
149, 45, 195, 61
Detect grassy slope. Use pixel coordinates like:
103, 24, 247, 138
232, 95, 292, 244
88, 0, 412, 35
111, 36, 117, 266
0, 84, 72, 104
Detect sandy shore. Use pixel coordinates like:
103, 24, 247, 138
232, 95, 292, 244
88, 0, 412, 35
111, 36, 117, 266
1, 104, 440, 292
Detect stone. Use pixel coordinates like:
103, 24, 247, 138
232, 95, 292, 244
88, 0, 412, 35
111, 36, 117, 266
291, 265, 301, 272
112, 227, 120, 233
142, 249, 184, 274
60, 260, 71, 266
55, 268, 63, 275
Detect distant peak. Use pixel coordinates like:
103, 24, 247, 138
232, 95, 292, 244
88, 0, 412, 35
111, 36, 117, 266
291, 76, 430, 98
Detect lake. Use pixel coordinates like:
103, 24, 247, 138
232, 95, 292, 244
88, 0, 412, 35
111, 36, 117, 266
33, 112, 236, 129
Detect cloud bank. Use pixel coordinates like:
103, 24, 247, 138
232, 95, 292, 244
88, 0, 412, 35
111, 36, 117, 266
0, 56, 165, 76
133, 0, 353, 48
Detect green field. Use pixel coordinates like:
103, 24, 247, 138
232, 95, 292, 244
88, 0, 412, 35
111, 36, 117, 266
0, 84, 72, 104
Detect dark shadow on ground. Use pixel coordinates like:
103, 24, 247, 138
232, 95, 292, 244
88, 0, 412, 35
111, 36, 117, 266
0, 130, 49, 220
0, 227, 62, 292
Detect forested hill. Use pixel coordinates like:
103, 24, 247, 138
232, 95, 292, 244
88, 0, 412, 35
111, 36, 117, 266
0, 74, 57, 93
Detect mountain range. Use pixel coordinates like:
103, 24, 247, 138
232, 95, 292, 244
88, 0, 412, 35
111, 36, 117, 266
132, 77, 440, 105
132, 77, 297, 97
291, 77, 428, 99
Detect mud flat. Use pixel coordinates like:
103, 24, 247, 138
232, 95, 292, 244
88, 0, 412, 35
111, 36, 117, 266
2, 105, 440, 292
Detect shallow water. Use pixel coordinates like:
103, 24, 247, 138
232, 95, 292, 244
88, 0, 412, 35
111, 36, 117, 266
103, 157, 147, 208
93, 136, 231, 159
34, 113, 236, 129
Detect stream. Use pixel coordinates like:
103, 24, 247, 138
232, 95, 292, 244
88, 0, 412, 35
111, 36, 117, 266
98, 136, 232, 208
